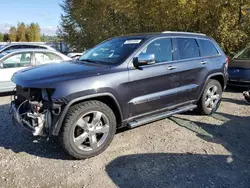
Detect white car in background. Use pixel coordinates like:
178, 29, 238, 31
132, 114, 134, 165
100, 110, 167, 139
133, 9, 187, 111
0, 49, 71, 92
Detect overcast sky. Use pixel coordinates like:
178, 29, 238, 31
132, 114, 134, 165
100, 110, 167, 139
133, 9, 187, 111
0, 0, 63, 36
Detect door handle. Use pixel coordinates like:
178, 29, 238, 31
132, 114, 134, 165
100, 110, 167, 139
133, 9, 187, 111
167, 66, 177, 70
201, 61, 208, 65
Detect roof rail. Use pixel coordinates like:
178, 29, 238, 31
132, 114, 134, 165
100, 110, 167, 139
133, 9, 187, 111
162, 31, 206, 36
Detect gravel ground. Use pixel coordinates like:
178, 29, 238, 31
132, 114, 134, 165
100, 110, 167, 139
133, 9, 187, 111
0, 88, 249, 188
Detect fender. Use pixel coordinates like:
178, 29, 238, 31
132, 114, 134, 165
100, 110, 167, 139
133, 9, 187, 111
52, 93, 123, 135
197, 72, 226, 101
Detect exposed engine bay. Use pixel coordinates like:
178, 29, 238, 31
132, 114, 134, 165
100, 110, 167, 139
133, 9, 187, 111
11, 85, 62, 137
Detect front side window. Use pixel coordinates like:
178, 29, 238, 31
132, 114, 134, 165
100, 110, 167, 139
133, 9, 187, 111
138, 38, 172, 63
2, 52, 32, 68
79, 37, 145, 64
174, 38, 200, 60
34, 52, 62, 64
198, 39, 219, 57
234, 47, 250, 60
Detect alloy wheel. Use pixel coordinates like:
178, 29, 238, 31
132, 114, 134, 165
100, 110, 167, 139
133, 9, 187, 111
205, 85, 221, 110
73, 111, 110, 151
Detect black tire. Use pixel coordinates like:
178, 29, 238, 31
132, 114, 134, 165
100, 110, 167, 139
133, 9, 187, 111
59, 100, 116, 159
197, 79, 222, 115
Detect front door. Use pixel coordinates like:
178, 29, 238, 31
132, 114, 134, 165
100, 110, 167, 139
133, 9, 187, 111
128, 38, 180, 117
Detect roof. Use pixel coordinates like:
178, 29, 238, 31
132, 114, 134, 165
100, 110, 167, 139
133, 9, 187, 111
0, 43, 56, 51
4, 43, 49, 46
4, 48, 60, 53
114, 31, 209, 39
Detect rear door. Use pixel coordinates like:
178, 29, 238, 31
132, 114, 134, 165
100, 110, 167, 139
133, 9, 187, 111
128, 37, 181, 117
172, 37, 207, 103
197, 38, 222, 85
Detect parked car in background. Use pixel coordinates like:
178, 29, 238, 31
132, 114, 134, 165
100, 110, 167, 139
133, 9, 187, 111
0, 43, 56, 54
0, 49, 71, 92
228, 46, 250, 87
11, 31, 228, 159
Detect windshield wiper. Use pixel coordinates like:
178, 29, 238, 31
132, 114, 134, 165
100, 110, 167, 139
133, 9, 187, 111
79, 58, 97, 63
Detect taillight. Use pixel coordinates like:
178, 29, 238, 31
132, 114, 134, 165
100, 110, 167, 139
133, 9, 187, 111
225, 57, 229, 69
224, 57, 229, 74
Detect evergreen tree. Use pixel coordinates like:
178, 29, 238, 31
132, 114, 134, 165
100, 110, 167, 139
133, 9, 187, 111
9, 26, 17, 42
16, 22, 26, 41
58, 0, 250, 54
3, 33, 9, 42
0, 33, 3, 42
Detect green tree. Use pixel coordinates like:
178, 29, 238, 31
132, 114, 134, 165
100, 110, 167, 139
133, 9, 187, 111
3, 33, 9, 42
16, 22, 26, 41
34, 23, 41, 41
26, 23, 35, 41
9, 26, 17, 42
26, 23, 41, 42
59, 0, 250, 54
0, 33, 3, 42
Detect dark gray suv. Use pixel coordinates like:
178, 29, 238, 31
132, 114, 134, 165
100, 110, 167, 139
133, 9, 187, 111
11, 31, 228, 159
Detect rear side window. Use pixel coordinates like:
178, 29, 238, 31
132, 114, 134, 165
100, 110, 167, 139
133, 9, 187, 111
198, 39, 219, 57
174, 38, 199, 60
34, 52, 63, 64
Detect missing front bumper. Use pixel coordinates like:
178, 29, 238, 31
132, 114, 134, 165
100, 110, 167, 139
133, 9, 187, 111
11, 102, 35, 132
11, 102, 50, 136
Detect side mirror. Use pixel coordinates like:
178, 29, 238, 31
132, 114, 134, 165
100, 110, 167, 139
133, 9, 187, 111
0, 63, 3, 69
133, 53, 155, 67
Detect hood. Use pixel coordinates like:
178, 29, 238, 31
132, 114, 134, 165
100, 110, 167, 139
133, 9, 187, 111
12, 60, 111, 88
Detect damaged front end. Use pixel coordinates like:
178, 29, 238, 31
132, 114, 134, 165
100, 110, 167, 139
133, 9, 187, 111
11, 85, 64, 137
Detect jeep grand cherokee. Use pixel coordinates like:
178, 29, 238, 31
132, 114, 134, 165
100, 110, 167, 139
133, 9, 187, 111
11, 31, 228, 159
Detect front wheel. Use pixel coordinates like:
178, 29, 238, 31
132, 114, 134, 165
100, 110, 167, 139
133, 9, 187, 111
59, 100, 116, 159
197, 79, 222, 115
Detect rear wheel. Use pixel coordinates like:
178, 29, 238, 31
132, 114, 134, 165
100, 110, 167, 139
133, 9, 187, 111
197, 79, 222, 115
59, 100, 116, 159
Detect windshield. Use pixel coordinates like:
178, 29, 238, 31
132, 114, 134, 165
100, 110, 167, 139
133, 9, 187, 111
79, 37, 145, 64
234, 47, 250, 60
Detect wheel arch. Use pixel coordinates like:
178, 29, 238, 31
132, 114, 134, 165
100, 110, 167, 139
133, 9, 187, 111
198, 73, 225, 101
209, 74, 225, 89
52, 93, 123, 135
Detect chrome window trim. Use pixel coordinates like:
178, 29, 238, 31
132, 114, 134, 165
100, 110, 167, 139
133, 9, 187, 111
128, 36, 223, 68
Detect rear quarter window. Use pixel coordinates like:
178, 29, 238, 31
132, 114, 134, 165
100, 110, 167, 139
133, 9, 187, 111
198, 39, 219, 57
